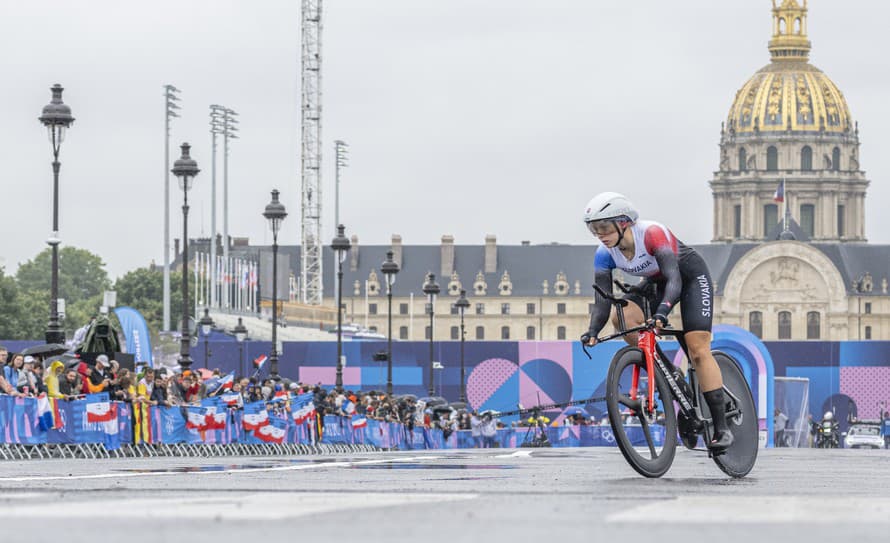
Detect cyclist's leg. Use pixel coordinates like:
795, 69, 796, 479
610, 301, 646, 346
679, 262, 733, 450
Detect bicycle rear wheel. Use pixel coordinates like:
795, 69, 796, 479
606, 347, 677, 478
709, 351, 759, 478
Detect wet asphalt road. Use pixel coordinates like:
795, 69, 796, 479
0, 447, 888, 543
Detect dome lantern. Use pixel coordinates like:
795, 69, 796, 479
769, 0, 811, 61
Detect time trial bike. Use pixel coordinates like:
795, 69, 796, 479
581, 281, 759, 478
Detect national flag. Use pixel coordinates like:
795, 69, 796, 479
292, 393, 316, 424
255, 419, 287, 444
342, 399, 356, 415
207, 372, 234, 394
253, 355, 268, 371
37, 394, 61, 431
774, 179, 785, 203
352, 414, 368, 429
204, 406, 227, 431
221, 392, 243, 408
242, 401, 270, 431
185, 407, 209, 431
85, 394, 115, 423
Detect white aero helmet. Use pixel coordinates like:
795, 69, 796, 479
823, 411, 833, 421
582, 192, 639, 224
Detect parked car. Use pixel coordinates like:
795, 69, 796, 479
843, 423, 884, 449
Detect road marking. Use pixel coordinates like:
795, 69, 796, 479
0, 492, 478, 520
0, 456, 442, 483
494, 450, 532, 458
607, 496, 890, 524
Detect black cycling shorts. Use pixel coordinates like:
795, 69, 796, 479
623, 251, 714, 332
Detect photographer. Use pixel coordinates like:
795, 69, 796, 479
480, 411, 498, 448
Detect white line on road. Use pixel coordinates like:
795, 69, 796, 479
0, 492, 479, 520
0, 455, 442, 483
494, 450, 533, 458
607, 496, 890, 524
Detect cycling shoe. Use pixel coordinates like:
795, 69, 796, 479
708, 429, 734, 452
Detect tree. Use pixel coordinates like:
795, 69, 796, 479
16, 247, 111, 302
0, 267, 21, 339
114, 267, 183, 337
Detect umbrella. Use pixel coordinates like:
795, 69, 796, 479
47, 353, 81, 370
395, 394, 417, 402
432, 404, 454, 414
449, 401, 468, 410
20, 343, 69, 358
564, 406, 589, 417
418, 396, 447, 406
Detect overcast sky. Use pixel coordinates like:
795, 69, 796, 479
2, 0, 889, 279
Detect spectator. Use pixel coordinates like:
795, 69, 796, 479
0, 346, 7, 379
151, 372, 174, 407
44, 360, 66, 399
774, 408, 789, 447
58, 368, 82, 400
90, 355, 113, 393
480, 411, 498, 448
17, 356, 40, 395
31, 361, 48, 395
0, 372, 22, 397
4, 352, 22, 387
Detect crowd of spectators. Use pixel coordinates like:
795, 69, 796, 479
1, 344, 609, 448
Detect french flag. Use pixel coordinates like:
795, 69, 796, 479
221, 392, 243, 408
352, 414, 368, 429
253, 355, 268, 371
85, 394, 115, 423
255, 421, 286, 444
242, 402, 270, 431
774, 179, 785, 203
217, 372, 234, 391
342, 399, 356, 415
293, 401, 316, 425
37, 394, 61, 431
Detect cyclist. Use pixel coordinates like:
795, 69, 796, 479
581, 192, 733, 451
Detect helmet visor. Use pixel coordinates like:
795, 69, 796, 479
587, 220, 617, 236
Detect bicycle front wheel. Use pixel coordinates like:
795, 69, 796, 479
606, 346, 677, 478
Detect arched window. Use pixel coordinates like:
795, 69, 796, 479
832, 147, 841, 171
801, 146, 813, 171
501, 326, 510, 340
794, 18, 801, 34
806, 312, 821, 339
450, 326, 459, 340
767, 146, 779, 171
778, 311, 792, 340
739, 148, 747, 171
749, 311, 763, 339
779, 18, 787, 35
526, 326, 535, 340
475, 326, 485, 340
557, 326, 566, 340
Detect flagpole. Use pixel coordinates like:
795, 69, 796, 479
783, 177, 787, 232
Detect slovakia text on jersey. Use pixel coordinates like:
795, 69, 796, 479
593, 220, 679, 279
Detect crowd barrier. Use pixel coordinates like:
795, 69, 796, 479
0, 395, 664, 454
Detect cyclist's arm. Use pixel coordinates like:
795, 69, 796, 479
645, 227, 681, 320
587, 248, 615, 336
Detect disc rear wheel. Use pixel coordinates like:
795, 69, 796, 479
709, 351, 759, 478
606, 347, 677, 478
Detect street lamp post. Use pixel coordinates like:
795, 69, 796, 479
381, 250, 400, 396
331, 225, 351, 392
263, 190, 287, 380
172, 142, 200, 371
422, 272, 440, 396
199, 307, 214, 368
38, 84, 75, 345
232, 317, 248, 377
455, 289, 470, 402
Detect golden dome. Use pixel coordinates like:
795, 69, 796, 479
726, 1, 853, 136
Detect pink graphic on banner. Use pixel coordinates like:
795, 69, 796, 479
841, 366, 890, 419
466, 358, 518, 410
519, 341, 573, 375
298, 367, 361, 387
519, 371, 556, 408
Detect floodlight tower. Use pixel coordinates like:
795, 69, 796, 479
300, 0, 324, 305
